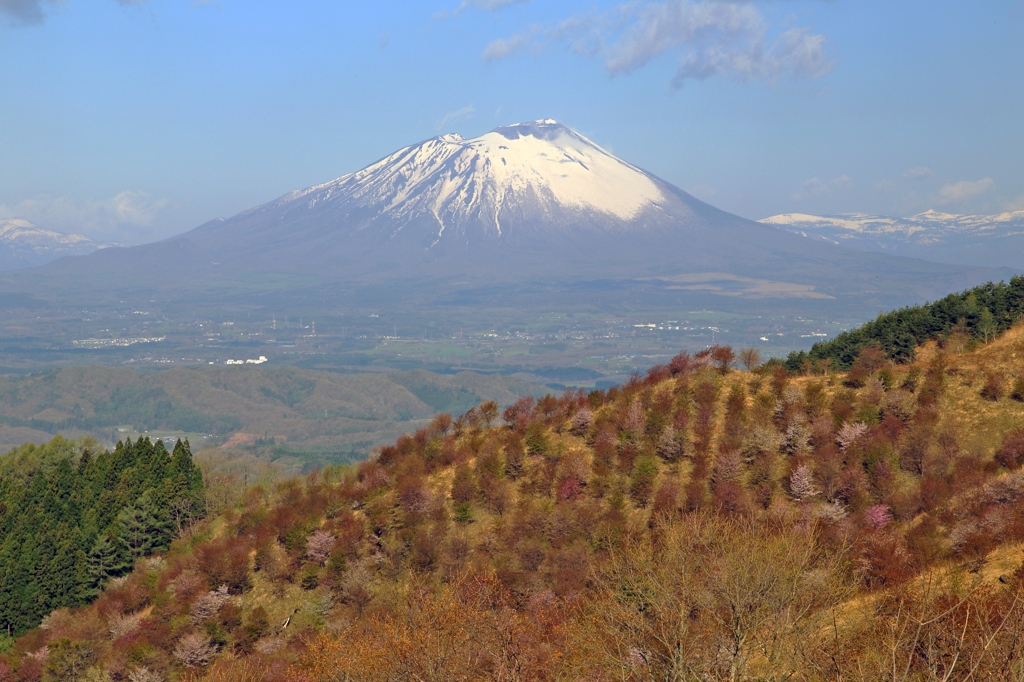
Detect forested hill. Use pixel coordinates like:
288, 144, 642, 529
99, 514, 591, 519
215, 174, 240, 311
0, 437, 205, 637
0, 366, 547, 465
7, 323, 1024, 679
786, 275, 1024, 371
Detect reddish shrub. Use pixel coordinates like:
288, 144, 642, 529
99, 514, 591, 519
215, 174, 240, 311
450, 464, 477, 505
669, 351, 695, 377
356, 460, 391, 494
684, 477, 708, 512
503, 397, 536, 432
651, 477, 682, 519
552, 543, 589, 595
920, 476, 951, 512
556, 476, 583, 502
397, 475, 431, 516
194, 536, 253, 594
995, 429, 1024, 469
645, 363, 671, 385
711, 345, 736, 374
855, 528, 913, 589
980, 372, 1005, 401
712, 481, 751, 518
15, 657, 41, 682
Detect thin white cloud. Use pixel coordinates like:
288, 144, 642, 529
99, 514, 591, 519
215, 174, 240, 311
901, 166, 932, 180
1005, 195, 1024, 212
483, 0, 834, 87
482, 29, 538, 60
793, 175, 852, 201
435, 105, 476, 132
0, 191, 172, 240
938, 178, 993, 204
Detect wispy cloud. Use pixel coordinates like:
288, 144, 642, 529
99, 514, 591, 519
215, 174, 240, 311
482, 29, 539, 60
0, 191, 172, 240
902, 166, 932, 180
793, 175, 852, 201
938, 178, 993, 204
435, 105, 476, 131
483, 0, 834, 87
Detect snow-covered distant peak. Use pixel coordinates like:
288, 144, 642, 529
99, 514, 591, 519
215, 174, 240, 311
270, 119, 666, 228
0, 219, 93, 245
762, 213, 841, 226
911, 209, 959, 221
0, 219, 124, 271
758, 209, 1024, 268
991, 210, 1024, 223
762, 210, 1024, 234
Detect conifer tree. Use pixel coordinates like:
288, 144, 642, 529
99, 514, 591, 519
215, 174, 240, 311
0, 436, 206, 634
84, 532, 128, 599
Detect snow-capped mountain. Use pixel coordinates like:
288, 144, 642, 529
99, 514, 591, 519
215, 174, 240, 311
165, 119, 902, 283
182, 118, 723, 267
264, 119, 667, 242
0, 219, 120, 271
32, 120, 1009, 305
761, 210, 1024, 268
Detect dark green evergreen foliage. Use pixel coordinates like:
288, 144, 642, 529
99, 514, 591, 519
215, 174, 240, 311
0, 436, 205, 636
786, 277, 1024, 371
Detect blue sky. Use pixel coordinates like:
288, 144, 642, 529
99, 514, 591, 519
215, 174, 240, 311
1, 0, 1022, 242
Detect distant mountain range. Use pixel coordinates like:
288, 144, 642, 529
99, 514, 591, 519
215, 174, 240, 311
0, 218, 122, 271
761, 210, 1024, 268
15, 120, 1005, 309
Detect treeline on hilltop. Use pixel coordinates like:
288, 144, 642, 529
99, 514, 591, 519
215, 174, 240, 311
0, 436, 205, 637
786, 275, 1024, 371
7, 328, 1024, 680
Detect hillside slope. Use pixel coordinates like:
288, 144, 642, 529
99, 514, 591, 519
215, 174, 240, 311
6, 326, 1024, 679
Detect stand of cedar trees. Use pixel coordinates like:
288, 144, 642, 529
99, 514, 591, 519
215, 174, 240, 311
786, 275, 1024, 371
0, 436, 205, 637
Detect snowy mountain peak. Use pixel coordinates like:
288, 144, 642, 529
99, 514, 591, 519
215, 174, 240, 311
759, 210, 1024, 268
253, 120, 671, 246
0, 219, 123, 271
911, 209, 959, 221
